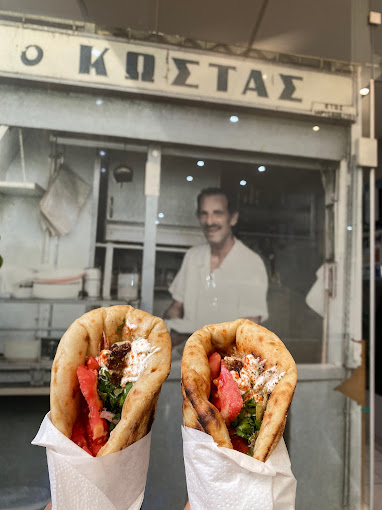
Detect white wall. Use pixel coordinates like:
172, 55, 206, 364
0, 128, 97, 348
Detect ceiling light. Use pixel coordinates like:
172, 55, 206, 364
197, 160, 205, 167
99, 150, 106, 157
96, 98, 103, 105
240, 180, 247, 186
347, 225, 353, 231
258, 165, 266, 172
360, 87, 370, 96
158, 212, 164, 218
312, 125, 320, 132
101, 167, 106, 173
155, 220, 160, 225
187, 176, 193, 181
230, 115, 239, 123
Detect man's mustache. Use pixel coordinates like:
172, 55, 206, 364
203, 225, 221, 232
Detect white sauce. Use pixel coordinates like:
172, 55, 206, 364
229, 354, 285, 401
97, 337, 160, 388
121, 338, 160, 385
125, 320, 138, 331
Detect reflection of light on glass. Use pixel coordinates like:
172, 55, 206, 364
155, 220, 160, 225
347, 225, 353, 231
96, 98, 103, 105
230, 115, 239, 123
240, 180, 247, 186
99, 150, 106, 156
92, 48, 102, 57
258, 165, 266, 172
187, 175, 193, 181
312, 125, 320, 132
101, 167, 106, 173
360, 87, 370, 96
158, 212, 164, 218
197, 160, 205, 167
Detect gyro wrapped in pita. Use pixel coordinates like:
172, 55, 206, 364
181, 318, 297, 462
33, 305, 171, 510
181, 319, 297, 510
51, 305, 171, 455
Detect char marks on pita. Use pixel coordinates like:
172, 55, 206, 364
181, 319, 297, 462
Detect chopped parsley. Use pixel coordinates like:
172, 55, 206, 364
244, 397, 257, 414
116, 318, 126, 335
231, 399, 262, 450
97, 367, 133, 427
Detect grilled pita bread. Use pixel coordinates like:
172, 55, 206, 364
181, 318, 297, 462
50, 305, 171, 456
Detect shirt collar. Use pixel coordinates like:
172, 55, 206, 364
204, 237, 238, 274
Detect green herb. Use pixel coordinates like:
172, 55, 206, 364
244, 398, 257, 414
232, 409, 247, 429
97, 367, 133, 416
235, 417, 256, 439
116, 318, 126, 335
109, 414, 121, 431
231, 402, 262, 443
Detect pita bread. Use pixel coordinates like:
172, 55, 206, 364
181, 319, 297, 462
50, 305, 171, 456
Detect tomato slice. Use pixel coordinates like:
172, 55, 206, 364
227, 426, 236, 437
71, 420, 92, 456
86, 356, 99, 372
90, 441, 105, 457
231, 435, 250, 454
210, 383, 222, 411
216, 362, 243, 424
77, 365, 108, 446
208, 352, 221, 380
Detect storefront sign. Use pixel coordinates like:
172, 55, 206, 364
0, 23, 356, 119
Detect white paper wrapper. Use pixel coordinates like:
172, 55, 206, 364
182, 426, 296, 510
32, 413, 151, 510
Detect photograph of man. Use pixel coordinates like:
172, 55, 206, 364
164, 187, 268, 356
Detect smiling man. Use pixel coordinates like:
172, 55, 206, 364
164, 188, 268, 351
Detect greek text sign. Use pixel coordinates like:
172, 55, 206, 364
0, 23, 356, 119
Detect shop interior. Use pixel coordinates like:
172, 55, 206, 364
0, 127, 326, 367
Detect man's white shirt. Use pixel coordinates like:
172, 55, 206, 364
166, 238, 269, 334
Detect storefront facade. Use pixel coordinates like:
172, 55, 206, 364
0, 17, 366, 510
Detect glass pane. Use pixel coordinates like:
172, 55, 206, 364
222, 163, 325, 364
159, 153, 326, 364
